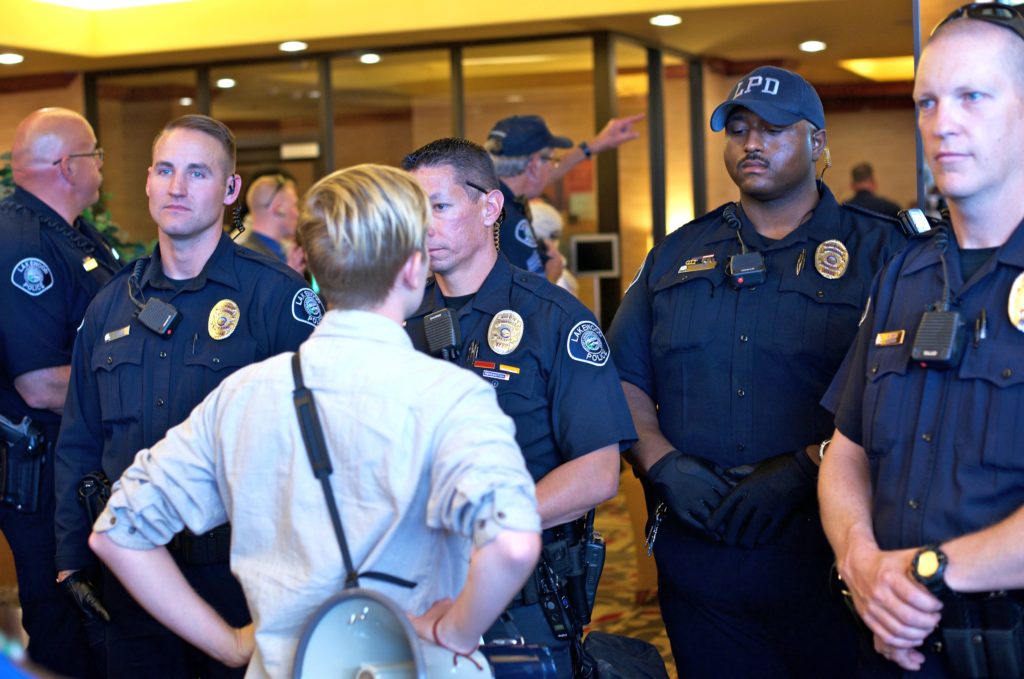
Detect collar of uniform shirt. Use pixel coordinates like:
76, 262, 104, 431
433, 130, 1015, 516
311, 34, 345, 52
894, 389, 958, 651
143, 231, 242, 292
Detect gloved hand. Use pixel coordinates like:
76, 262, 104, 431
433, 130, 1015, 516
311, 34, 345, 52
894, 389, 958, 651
707, 449, 818, 549
60, 570, 110, 622
646, 450, 735, 539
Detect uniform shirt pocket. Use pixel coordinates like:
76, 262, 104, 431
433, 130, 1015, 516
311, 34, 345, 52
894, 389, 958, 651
863, 341, 913, 458
773, 274, 864, 359
957, 347, 1024, 470
651, 267, 726, 353
91, 337, 144, 425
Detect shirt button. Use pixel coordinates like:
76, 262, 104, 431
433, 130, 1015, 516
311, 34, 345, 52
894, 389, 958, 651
921, 433, 933, 442
737, 443, 745, 452
739, 335, 749, 343
156, 398, 165, 407
159, 351, 167, 359
212, 357, 221, 364
1003, 368, 1013, 379
870, 364, 879, 374
908, 499, 920, 510
109, 516, 116, 525
737, 389, 746, 398
817, 290, 825, 298
106, 356, 113, 365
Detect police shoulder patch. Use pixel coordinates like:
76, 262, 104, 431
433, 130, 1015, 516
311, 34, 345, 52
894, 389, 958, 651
292, 288, 325, 327
566, 320, 610, 367
514, 219, 538, 247
11, 257, 54, 297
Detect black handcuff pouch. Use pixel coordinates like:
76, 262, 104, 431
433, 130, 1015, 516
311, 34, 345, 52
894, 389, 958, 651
942, 591, 1024, 679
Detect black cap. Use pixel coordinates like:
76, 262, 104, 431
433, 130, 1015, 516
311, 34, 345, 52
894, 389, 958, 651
487, 115, 573, 156
710, 66, 825, 132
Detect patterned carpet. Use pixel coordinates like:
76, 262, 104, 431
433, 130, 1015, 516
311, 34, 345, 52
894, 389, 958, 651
586, 488, 677, 678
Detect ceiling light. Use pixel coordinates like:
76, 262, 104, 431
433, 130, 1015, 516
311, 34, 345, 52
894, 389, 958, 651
839, 56, 916, 82
308, 90, 321, 99
33, 0, 191, 8
359, 53, 381, 65
216, 77, 236, 89
0, 53, 25, 65
799, 40, 827, 53
649, 14, 682, 27
279, 41, 308, 53
178, 97, 193, 106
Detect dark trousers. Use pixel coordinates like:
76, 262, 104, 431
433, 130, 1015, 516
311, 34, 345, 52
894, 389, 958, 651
485, 602, 574, 678
0, 455, 97, 678
102, 557, 250, 678
653, 508, 859, 679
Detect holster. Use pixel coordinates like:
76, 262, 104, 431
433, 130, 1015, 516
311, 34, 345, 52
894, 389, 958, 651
168, 523, 232, 566
78, 471, 112, 524
0, 425, 47, 513
941, 592, 1024, 679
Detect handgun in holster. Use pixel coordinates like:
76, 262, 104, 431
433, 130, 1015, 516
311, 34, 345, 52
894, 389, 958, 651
77, 471, 112, 524
0, 414, 47, 513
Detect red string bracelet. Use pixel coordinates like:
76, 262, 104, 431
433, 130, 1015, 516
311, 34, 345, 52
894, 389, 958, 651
432, 615, 483, 671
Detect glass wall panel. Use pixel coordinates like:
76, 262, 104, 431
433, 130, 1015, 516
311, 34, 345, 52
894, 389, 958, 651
96, 70, 197, 245
331, 50, 452, 168
463, 38, 596, 306
664, 53, 694, 235
615, 41, 651, 296
210, 60, 322, 202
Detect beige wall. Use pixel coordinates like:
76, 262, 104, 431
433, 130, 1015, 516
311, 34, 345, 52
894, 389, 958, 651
0, 77, 85, 153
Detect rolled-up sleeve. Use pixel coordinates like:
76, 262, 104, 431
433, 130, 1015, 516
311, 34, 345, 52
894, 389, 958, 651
427, 377, 540, 548
93, 386, 228, 550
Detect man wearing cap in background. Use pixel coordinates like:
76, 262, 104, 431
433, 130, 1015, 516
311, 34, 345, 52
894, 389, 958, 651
608, 66, 905, 677
484, 113, 643, 281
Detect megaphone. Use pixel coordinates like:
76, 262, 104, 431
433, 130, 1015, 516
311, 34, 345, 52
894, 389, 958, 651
292, 588, 492, 679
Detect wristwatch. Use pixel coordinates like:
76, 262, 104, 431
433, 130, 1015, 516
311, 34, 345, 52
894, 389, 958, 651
578, 141, 593, 159
818, 438, 832, 463
911, 544, 949, 596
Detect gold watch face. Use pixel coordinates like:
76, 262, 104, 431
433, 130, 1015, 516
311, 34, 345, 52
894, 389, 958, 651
917, 550, 940, 579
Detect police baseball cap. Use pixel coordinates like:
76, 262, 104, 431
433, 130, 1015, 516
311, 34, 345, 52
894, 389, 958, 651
487, 115, 573, 156
709, 66, 826, 132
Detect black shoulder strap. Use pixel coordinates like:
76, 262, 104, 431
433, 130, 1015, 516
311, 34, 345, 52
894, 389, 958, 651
290, 352, 415, 590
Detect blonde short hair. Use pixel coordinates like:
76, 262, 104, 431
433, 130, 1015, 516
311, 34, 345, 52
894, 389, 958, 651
298, 164, 428, 310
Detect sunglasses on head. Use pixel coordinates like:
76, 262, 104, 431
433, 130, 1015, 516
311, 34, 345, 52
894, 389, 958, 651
933, 2, 1024, 41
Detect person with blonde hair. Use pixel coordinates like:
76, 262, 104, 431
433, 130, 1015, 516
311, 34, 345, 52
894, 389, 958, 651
89, 163, 542, 678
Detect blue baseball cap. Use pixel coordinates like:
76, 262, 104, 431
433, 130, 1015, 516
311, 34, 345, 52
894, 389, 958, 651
487, 115, 573, 156
710, 66, 825, 132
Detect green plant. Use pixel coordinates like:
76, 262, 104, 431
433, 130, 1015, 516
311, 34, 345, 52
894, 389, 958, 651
1, 151, 153, 261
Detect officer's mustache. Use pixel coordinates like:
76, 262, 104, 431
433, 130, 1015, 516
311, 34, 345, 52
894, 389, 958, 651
739, 153, 768, 167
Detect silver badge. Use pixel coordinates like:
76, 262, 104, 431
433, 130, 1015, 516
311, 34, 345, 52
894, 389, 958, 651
1009, 272, 1024, 332
487, 310, 524, 355
815, 240, 849, 280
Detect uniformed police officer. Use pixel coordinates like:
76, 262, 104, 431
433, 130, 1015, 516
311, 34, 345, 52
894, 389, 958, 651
608, 67, 906, 677
402, 138, 636, 677
54, 114, 323, 678
820, 5, 1024, 676
484, 114, 643, 281
0, 107, 119, 677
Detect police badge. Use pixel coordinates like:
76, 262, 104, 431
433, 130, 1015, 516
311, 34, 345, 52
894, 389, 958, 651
208, 299, 240, 340
567, 320, 610, 366
487, 310, 525, 355
11, 257, 54, 297
292, 288, 325, 327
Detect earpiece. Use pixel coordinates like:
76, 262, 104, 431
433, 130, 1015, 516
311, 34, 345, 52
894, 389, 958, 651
822, 147, 832, 169
227, 180, 236, 195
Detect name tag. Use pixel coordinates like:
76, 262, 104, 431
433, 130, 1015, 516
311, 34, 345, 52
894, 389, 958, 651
104, 326, 131, 343
875, 330, 905, 347
82, 256, 98, 272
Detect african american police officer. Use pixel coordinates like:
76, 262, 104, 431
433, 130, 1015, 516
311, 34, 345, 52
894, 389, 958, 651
821, 4, 1024, 676
608, 67, 906, 678
402, 138, 636, 677
54, 115, 322, 678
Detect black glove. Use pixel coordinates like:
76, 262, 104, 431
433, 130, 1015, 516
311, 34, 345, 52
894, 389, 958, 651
707, 449, 818, 548
646, 450, 735, 539
60, 571, 110, 622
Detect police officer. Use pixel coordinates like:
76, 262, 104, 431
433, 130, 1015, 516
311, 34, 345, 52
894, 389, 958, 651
54, 114, 323, 678
608, 67, 906, 678
402, 138, 636, 677
0, 107, 119, 677
820, 5, 1024, 676
484, 114, 643, 280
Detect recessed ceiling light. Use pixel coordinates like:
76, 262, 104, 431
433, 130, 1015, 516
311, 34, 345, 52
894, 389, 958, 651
33, 0, 191, 8
308, 90, 321, 99
359, 53, 381, 65
649, 14, 682, 27
839, 56, 915, 82
178, 97, 193, 106
279, 41, 308, 53
0, 53, 25, 65
799, 40, 827, 53
216, 77, 236, 89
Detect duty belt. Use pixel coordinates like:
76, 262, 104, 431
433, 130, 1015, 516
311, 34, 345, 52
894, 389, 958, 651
168, 523, 232, 566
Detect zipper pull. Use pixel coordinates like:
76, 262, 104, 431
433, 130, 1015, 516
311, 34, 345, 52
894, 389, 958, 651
645, 503, 667, 556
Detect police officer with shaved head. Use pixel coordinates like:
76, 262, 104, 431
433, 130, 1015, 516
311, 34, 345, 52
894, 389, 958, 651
609, 67, 905, 677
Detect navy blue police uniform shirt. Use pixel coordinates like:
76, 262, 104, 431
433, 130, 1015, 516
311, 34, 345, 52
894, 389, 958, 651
498, 182, 547, 276
54, 232, 323, 571
823, 221, 1024, 551
609, 185, 905, 469
0, 187, 121, 433
406, 255, 636, 482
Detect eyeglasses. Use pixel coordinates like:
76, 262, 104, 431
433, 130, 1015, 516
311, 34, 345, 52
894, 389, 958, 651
262, 174, 290, 208
539, 154, 561, 167
933, 2, 1024, 41
52, 148, 104, 166
464, 180, 492, 194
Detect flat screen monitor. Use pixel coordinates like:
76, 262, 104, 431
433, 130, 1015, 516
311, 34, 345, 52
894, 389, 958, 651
569, 234, 620, 278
